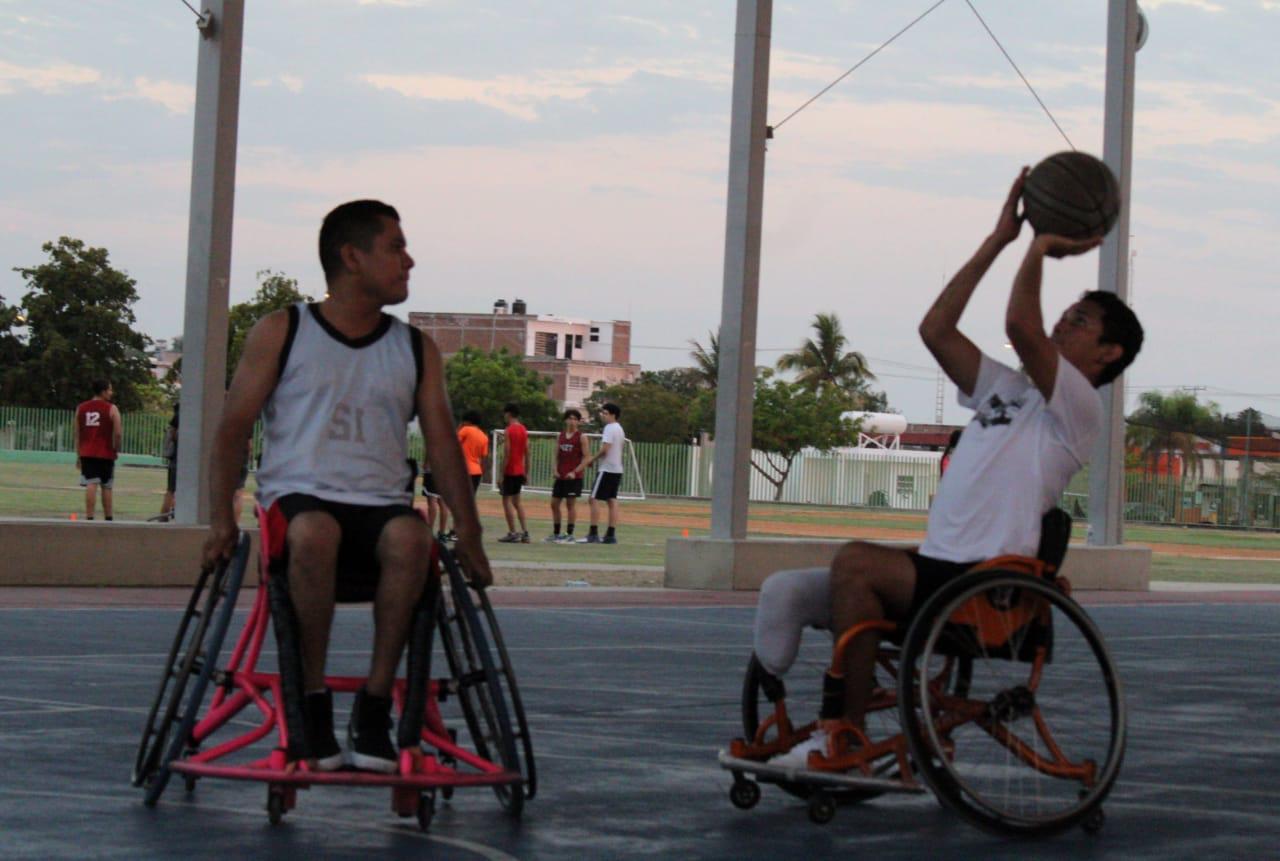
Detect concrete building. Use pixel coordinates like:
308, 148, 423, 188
408, 299, 640, 408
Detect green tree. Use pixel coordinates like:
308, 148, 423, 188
443, 347, 558, 432
1125, 390, 1219, 478
751, 372, 858, 500
582, 379, 696, 444
688, 329, 720, 390
225, 270, 313, 385
7, 237, 153, 410
0, 295, 24, 402
776, 312, 888, 410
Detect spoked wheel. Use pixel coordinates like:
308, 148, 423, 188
133, 535, 250, 805
740, 653, 906, 803
470, 584, 537, 801
898, 571, 1126, 837
435, 548, 525, 818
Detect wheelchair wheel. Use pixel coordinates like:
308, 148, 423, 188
435, 549, 525, 818
471, 585, 537, 801
898, 571, 1126, 837
133, 535, 250, 804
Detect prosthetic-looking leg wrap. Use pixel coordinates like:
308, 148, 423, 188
397, 569, 442, 750
267, 562, 309, 762
753, 567, 833, 678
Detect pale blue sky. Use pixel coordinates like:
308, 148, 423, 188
2, 0, 1277, 423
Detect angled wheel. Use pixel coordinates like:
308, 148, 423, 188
134, 535, 249, 805
472, 585, 537, 800
435, 547, 525, 818
898, 570, 1126, 837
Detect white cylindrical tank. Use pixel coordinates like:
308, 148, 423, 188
842, 411, 908, 435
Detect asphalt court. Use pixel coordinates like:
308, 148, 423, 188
1, 593, 1278, 860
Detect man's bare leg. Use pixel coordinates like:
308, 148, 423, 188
606, 498, 618, 529
828, 542, 917, 727
101, 486, 114, 519
84, 484, 97, 519
286, 511, 341, 692
367, 516, 431, 697
502, 495, 517, 533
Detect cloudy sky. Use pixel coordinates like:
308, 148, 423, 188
1, 0, 1276, 424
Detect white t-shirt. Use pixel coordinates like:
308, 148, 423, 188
599, 422, 626, 473
920, 353, 1101, 563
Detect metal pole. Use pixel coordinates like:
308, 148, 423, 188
1088, 0, 1138, 546
710, 0, 772, 540
175, 1, 244, 524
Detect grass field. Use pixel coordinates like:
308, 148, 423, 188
3, 458, 1278, 583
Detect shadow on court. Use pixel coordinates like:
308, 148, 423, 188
0, 590, 1278, 860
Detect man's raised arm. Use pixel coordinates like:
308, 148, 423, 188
919, 170, 1027, 397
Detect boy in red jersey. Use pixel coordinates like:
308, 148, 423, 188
546, 408, 589, 543
497, 403, 530, 543
74, 379, 123, 521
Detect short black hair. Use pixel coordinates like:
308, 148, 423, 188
602, 402, 621, 418
503, 403, 520, 417
563, 408, 582, 421
318, 200, 400, 282
1080, 291, 1144, 386
461, 410, 482, 425
91, 379, 110, 396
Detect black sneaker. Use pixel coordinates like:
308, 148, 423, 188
601, 535, 617, 545
303, 689, 344, 771
520, 532, 531, 544
347, 688, 398, 773
576, 534, 600, 544
497, 532, 520, 543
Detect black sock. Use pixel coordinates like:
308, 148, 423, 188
86, 516, 94, 520
588, 525, 598, 536
605, 527, 615, 538
566, 523, 575, 535
105, 516, 113, 521
553, 522, 561, 535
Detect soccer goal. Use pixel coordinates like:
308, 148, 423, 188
489, 429, 647, 501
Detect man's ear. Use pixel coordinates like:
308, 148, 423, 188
1098, 342, 1123, 368
339, 242, 361, 275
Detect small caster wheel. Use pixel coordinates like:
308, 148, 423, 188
729, 779, 761, 810
267, 789, 286, 826
808, 790, 836, 825
417, 792, 436, 832
1082, 806, 1105, 834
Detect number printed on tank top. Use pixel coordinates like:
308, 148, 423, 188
84, 411, 101, 427
328, 403, 366, 443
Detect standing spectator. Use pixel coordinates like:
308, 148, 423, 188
447, 411, 489, 542
574, 402, 625, 544
74, 379, 123, 521
498, 403, 530, 543
546, 408, 589, 543
419, 461, 450, 542
158, 401, 179, 521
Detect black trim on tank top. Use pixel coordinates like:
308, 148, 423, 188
307, 302, 393, 348
277, 304, 301, 379
409, 327, 425, 421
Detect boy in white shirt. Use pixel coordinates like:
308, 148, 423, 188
760, 170, 1144, 766
573, 402, 626, 544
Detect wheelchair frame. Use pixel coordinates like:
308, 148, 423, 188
721, 546, 1126, 838
132, 511, 535, 832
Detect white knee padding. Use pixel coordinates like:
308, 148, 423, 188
753, 567, 832, 678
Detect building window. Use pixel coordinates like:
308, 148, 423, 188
568, 375, 589, 390
534, 331, 559, 356
574, 334, 583, 348
589, 327, 599, 343
895, 475, 915, 497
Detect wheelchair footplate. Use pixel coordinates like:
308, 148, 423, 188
718, 749, 926, 796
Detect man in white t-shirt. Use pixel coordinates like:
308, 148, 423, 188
572, 402, 625, 544
761, 170, 1144, 767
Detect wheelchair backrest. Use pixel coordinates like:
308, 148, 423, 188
1036, 508, 1072, 573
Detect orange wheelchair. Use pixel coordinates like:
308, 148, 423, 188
720, 510, 1125, 837
132, 507, 535, 831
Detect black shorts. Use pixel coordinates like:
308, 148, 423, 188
552, 478, 584, 499
421, 472, 440, 497
590, 471, 622, 501
470, 474, 482, 492
501, 475, 525, 497
905, 552, 981, 620
166, 462, 177, 494
79, 457, 115, 488
276, 493, 419, 602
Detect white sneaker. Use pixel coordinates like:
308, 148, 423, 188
767, 730, 828, 770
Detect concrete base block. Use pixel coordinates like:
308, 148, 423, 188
665, 537, 1151, 592
0, 519, 259, 587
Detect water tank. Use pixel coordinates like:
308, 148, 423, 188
493, 299, 508, 315
843, 411, 908, 435
512, 298, 527, 315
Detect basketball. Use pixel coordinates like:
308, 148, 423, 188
1021, 151, 1121, 240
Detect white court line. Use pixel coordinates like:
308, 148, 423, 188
0, 786, 518, 861
1107, 799, 1280, 826
1107, 632, 1280, 642
529, 608, 753, 630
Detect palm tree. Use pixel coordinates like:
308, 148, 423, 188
1125, 391, 1216, 478
688, 329, 720, 390
776, 312, 875, 395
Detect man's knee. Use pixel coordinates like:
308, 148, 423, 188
377, 516, 432, 576
286, 512, 341, 574
831, 541, 880, 591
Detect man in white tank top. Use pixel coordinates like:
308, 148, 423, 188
202, 200, 493, 773
761, 171, 1144, 768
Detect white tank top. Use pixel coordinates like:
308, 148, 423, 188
256, 303, 422, 508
